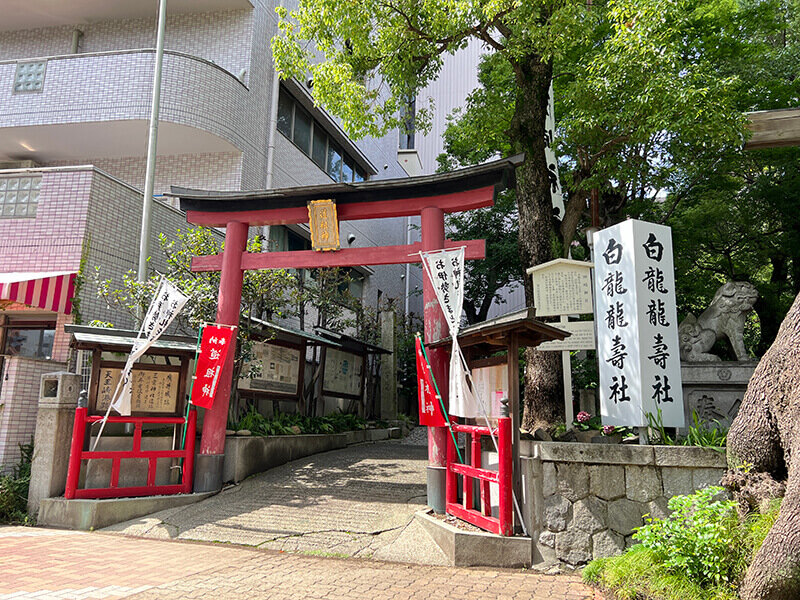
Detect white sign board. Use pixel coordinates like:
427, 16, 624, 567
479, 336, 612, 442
537, 320, 596, 351
528, 259, 594, 317
239, 342, 301, 395
323, 348, 364, 398
594, 220, 684, 427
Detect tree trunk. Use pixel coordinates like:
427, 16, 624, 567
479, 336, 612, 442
727, 290, 800, 600
509, 53, 564, 431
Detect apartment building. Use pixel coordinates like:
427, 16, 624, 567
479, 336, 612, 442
0, 0, 414, 470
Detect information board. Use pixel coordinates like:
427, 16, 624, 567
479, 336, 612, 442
95, 366, 180, 414
239, 342, 301, 396
537, 321, 596, 351
323, 348, 364, 398
527, 259, 594, 317
593, 220, 684, 427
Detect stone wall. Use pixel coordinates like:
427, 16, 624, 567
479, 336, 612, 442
521, 441, 727, 569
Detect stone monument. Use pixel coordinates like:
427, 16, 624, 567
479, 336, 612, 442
678, 281, 759, 428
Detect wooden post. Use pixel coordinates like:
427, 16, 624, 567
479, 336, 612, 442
506, 334, 522, 523
561, 315, 574, 430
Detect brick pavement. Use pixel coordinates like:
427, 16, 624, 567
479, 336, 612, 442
0, 526, 604, 600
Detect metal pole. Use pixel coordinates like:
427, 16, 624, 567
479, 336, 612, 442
137, 0, 168, 282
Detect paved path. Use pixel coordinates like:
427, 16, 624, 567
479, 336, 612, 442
0, 526, 603, 600
105, 441, 431, 559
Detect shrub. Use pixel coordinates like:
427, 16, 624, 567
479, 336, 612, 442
229, 406, 369, 436
0, 442, 34, 525
634, 486, 740, 587
584, 488, 784, 600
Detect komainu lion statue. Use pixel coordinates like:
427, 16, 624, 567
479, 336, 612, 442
678, 281, 758, 362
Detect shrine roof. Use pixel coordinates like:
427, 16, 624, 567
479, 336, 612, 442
314, 327, 391, 355
168, 154, 524, 214
65, 324, 197, 355
427, 308, 569, 352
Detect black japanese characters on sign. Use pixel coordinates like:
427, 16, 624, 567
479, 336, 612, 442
610, 375, 631, 404
605, 301, 629, 330
602, 239, 623, 265
652, 374, 674, 404
642, 233, 664, 262
606, 335, 628, 369
594, 220, 684, 427
642, 267, 667, 294
648, 333, 670, 369
602, 271, 627, 297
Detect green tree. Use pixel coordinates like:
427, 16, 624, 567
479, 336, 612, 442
95, 227, 299, 420
272, 0, 747, 428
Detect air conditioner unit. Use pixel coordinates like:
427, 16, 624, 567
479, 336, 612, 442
0, 160, 39, 170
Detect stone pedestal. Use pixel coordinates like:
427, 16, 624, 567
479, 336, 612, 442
379, 309, 397, 420
28, 372, 80, 516
680, 361, 757, 428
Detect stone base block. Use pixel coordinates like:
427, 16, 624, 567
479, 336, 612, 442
37, 492, 214, 531
415, 510, 533, 568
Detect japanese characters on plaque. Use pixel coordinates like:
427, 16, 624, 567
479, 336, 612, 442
96, 367, 179, 414
239, 342, 301, 395
527, 259, 594, 317
308, 199, 340, 252
536, 321, 596, 352
593, 220, 684, 427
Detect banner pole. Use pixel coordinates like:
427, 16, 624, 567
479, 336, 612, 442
181, 323, 205, 451
418, 334, 463, 464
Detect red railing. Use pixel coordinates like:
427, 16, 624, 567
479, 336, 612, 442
65, 407, 197, 500
446, 416, 513, 536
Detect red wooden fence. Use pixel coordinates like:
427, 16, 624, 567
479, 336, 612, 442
65, 407, 197, 499
445, 415, 513, 536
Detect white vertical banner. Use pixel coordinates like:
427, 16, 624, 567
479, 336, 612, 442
110, 279, 189, 415
420, 248, 478, 418
545, 82, 565, 221
593, 220, 684, 427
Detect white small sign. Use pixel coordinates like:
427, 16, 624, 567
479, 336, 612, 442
593, 220, 684, 427
537, 321, 596, 351
528, 258, 594, 317
545, 82, 565, 221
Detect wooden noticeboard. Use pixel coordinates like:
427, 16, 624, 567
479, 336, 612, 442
323, 348, 364, 399
527, 259, 593, 317
92, 362, 184, 416
238, 341, 303, 397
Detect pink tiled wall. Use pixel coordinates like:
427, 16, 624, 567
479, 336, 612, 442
0, 356, 64, 473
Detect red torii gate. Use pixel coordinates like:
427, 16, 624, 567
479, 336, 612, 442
168, 154, 523, 508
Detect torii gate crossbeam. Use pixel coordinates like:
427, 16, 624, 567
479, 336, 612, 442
167, 154, 523, 511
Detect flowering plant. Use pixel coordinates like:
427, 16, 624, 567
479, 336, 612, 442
572, 412, 628, 437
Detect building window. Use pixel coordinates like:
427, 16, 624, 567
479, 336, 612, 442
0, 176, 41, 218
277, 87, 369, 183
3, 319, 56, 360
13, 61, 46, 94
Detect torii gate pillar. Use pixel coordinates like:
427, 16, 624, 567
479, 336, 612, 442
194, 220, 247, 492
421, 206, 449, 513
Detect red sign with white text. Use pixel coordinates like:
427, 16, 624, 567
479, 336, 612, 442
416, 337, 446, 427
190, 324, 237, 409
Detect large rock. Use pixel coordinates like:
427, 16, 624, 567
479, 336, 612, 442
555, 529, 592, 566
625, 465, 662, 502
608, 498, 645, 535
589, 465, 626, 500
592, 529, 625, 559
553, 463, 590, 502
662, 467, 693, 498
543, 494, 571, 532
572, 497, 607, 534
645, 497, 670, 521
692, 467, 724, 490
539, 530, 555, 548
542, 462, 557, 497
